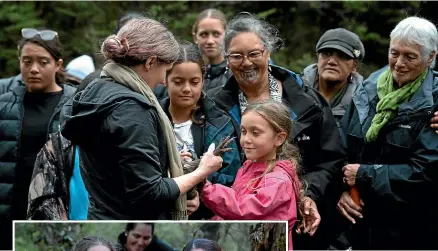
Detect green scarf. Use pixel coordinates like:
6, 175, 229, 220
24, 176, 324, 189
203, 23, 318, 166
365, 68, 427, 142
101, 62, 187, 220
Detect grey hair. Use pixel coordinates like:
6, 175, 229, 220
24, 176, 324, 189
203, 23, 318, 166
224, 13, 284, 54
390, 16, 438, 68
101, 18, 180, 66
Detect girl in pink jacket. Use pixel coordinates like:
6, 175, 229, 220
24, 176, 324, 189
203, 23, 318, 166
201, 100, 303, 250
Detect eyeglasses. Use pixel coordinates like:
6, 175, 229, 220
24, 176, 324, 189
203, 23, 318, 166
226, 49, 265, 65
22, 28, 58, 41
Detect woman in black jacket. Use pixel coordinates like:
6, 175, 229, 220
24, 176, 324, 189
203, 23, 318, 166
0, 28, 76, 250
61, 18, 222, 220
192, 9, 231, 91
207, 13, 347, 249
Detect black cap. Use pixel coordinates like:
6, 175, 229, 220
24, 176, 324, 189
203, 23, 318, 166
316, 28, 365, 61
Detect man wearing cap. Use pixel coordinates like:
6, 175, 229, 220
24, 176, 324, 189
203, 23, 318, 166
297, 28, 365, 250
301, 28, 365, 127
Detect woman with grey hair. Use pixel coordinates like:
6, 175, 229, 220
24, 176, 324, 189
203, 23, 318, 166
61, 18, 223, 220
340, 16, 438, 249
206, 12, 346, 249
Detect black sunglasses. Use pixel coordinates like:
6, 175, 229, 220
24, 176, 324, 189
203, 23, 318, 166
21, 28, 58, 41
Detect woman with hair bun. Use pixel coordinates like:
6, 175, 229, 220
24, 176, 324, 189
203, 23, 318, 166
61, 18, 223, 220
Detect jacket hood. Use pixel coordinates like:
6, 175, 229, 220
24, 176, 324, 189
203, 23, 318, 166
61, 78, 152, 145
274, 160, 299, 181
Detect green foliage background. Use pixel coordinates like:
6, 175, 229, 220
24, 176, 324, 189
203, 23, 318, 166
1, 1, 437, 79
15, 222, 259, 251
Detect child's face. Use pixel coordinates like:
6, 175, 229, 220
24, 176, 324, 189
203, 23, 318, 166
240, 111, 285, 162
165, 62, 203, 109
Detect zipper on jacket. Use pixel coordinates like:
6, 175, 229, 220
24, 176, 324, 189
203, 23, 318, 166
380, 109, 432, 134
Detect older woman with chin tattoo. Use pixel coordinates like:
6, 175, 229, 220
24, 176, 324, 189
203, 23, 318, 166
207, 12, 347, 250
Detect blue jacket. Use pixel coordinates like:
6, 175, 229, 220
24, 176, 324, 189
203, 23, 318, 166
68, 146, 89, 220
160, 95, 242, 187
341, 66, 438, 249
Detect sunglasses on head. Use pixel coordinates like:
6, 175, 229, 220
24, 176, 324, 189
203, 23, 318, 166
21, 28, 58, 41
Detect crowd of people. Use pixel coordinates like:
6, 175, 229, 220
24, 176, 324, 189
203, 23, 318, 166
1, 7, 438, 251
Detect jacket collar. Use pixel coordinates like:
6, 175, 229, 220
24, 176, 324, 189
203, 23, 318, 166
212, 64, 324, 139
205, 60, 228, 80
353, 66, 436, 126
215, 64, 321, 120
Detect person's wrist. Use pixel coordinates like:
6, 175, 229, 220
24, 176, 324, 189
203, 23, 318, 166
193, 166, 210, 179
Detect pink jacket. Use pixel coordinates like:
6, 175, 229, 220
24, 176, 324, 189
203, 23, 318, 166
201, 160, 300, 250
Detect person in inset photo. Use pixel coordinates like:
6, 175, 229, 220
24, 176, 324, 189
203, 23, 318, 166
183, 238, 222, 251
73, 236, 116, 251
117, 223, 176, 251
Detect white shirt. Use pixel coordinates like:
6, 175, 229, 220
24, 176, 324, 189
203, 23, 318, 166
173, 120, 195, 153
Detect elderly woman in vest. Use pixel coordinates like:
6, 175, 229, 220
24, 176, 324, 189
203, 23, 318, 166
207, 13, 346, 249
340, 16, 438, 249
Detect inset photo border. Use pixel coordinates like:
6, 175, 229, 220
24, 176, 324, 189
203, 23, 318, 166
14, 220, 288, 251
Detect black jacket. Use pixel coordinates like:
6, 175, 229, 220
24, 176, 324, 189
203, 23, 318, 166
76, 70, 102, 93
0, 75, 76, 220
203, 60, 231, 91
61, 78, 180, 220
341, 66, 438, 249
0, 75, 76, 250
117, 232, 176, 251
208, 65, 346, 204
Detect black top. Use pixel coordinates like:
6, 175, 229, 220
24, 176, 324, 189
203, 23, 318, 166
13, 91, 63, 219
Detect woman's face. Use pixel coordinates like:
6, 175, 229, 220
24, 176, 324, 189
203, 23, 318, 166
165, 62, 203, 109
141, 59, 174, 88
125, 224, 153, 251
226, 32, 271, 89
317, 49, 357, 85
19, 42, 62, 93
194, 17, 225, 63
388, 39, 434, 87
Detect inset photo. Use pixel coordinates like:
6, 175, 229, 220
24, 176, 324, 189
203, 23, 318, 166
14, 221, 288, 251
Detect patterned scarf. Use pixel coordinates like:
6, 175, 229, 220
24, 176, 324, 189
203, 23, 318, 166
365, 68, 427, 142
238, 72, 282, 114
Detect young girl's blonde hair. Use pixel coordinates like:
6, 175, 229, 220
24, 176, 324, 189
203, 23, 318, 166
243, 100, 306, 203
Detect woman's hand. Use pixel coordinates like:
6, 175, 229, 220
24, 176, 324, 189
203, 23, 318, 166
180, 150, 193, 162
296, 196, 321, 236
198, 143, 223, 175
187, 190, 200, 216
342, 164, 360, 186
430, 112, 438, 134
337, 191, 364, 224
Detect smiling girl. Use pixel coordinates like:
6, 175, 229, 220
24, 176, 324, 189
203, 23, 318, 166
201, 100, 304, 250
